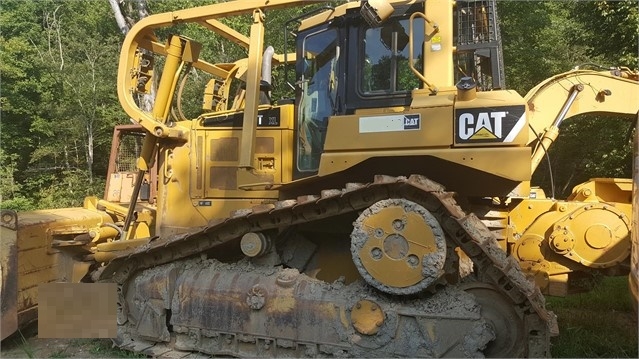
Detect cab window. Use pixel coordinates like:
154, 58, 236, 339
361, 17, 423, 94
297, 28, 338, 172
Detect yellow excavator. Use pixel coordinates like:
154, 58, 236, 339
2, 0, 639, 357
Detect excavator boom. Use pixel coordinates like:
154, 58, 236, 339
526, 68, 639, 173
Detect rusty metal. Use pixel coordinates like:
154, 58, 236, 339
99, 175, 553, 357
104, 124, 157, 203
118, 258, 492, 357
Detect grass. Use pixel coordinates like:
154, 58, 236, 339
43, 339, 146, 358
17, 330, 35, 359
547, 276, 638, 358
89, 339, 147, 358
1, 330, 146, 359
85, 339, 146, 358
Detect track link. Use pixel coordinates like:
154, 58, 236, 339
98, 175, 555, 357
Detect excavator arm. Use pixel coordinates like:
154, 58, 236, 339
524, 68, 639, 173
504, 67, 639, 298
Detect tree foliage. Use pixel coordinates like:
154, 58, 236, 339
498, 0, 638, 197
1, 0, 124, 209
573, 0, 639, 68
0, 0, 637, 210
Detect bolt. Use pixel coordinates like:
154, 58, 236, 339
392, 219, 404, 231
376, 320, 383, 327
371, 306, 377, 312
407, 254, 419, 267
371, 247, 383, 260
356, 303, 362, 309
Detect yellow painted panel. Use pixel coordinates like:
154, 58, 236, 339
324, 107, 454, 152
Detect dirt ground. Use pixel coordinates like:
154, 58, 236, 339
0, 323, 135, 359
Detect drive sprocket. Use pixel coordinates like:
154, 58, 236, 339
351, 198, 448, 295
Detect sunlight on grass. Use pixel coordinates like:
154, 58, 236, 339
85, 339, 146, 358
547, 276, 638, 358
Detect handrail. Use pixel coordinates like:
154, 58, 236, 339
408, 11, 438, 94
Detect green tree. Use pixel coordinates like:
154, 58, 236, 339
499, 1, 593, 95
498, 1, 637, 197
573, 0, 639, 68
1, 0, 124, 209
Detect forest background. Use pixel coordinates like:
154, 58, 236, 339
1, 0, 638, 211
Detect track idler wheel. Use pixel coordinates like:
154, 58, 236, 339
351, 199, 447, 295
461, 283, 526, 358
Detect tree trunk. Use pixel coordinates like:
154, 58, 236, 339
86, 125, 94, 183
108, 0, 130, 34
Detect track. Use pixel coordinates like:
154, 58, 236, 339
97, 175, 556, 357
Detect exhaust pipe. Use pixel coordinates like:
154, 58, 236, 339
260, 46, 274, 105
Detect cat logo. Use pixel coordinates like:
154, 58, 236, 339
455, 105, 526, 143
403, 114, 420, 130
359, 114, 420, 133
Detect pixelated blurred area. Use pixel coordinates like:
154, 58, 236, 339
38, 283, 116, 338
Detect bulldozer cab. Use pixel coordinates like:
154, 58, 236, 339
293, 5, 425, 176
293, 0, 505, 179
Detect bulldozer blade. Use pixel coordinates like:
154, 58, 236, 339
631, 114, 639, 315
1, 210, 18, 340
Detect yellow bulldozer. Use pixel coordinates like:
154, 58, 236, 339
2, 0, 639, 357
